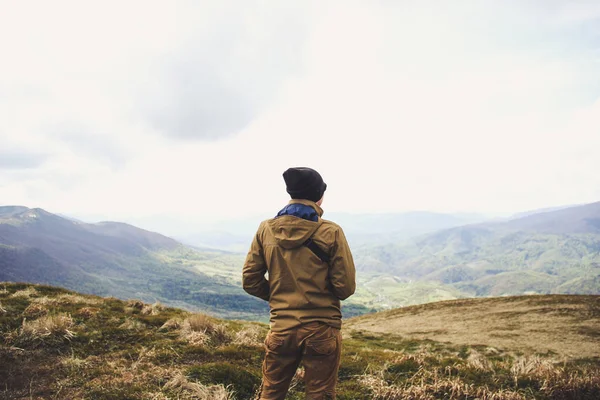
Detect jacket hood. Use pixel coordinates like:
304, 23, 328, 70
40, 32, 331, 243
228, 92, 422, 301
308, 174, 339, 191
267, 200, 324, 249
266, 216, 322, 249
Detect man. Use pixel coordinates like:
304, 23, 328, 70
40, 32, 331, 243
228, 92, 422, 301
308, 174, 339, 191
243, 167, 356, 400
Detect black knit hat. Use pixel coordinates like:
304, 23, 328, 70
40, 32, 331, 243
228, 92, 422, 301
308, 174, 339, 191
283, 167, 327, 202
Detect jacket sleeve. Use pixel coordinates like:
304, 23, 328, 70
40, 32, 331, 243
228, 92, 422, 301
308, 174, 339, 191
329, 226, 356, 300
242, 224, 270, 301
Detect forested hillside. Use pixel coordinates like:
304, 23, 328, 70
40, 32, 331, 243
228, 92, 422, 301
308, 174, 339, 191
353, 202, 600, 309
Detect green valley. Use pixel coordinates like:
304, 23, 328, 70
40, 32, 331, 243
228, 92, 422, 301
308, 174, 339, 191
351, 202, 600, 309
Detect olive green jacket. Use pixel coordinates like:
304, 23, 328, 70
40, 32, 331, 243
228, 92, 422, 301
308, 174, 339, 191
243, 199, 356, 332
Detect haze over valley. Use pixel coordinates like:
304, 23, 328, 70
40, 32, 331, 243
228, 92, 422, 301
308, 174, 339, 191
2, 201, 599, 319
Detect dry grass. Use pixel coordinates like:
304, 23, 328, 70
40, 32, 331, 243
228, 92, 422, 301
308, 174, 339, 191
354, 346, 600, 400
2, 285, 598, 399
141, 301, 165, 315
119, 318, 147, 331
179, 314, 233, 347
359, 375, 528, 400
60, 355, 90, 371
10, 287, 39, 298
163, 372, 235, 400
234, 324, 265, 347
359, 370, 525, 400
184, 314, 215, 332
0, 301, 6, 313
347, 295, 600, 358
467, 350, 494, 372
76, 307, 100, 319
23, 302, 49, 318
159, 317, 183, 331
16, 313, 75, 347
53, 293, 101, 305
510, 355, 555, 382
126, 299, 145, 310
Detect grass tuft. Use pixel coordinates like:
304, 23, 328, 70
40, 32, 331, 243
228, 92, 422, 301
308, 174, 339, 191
163, 371, 235, 400
184, 314, 215, 332
23, 302, 49, 318
119, 318, 147, 331
179, 314, 233, 347
141, 301, 165, 315
186, 362, 260, 399
10, 287, 39, 298
234, 324, 265, 347
126, 299, 145, 311
32, 293, 102, 306
76, 307, 100, 319
15, 313, 75, 347
159, 317, 183, 331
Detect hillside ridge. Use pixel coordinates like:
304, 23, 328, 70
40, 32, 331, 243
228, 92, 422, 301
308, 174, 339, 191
0, 206, 267, 319
1, 283, 599, 399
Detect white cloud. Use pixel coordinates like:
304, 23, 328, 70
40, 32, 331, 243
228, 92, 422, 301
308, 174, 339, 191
0, 0, 599, 229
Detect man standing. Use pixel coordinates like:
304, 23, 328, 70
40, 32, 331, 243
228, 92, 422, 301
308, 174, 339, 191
243, 167, 356, 400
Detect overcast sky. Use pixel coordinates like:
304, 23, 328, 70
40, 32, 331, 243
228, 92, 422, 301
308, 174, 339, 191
1, 0, 599, 230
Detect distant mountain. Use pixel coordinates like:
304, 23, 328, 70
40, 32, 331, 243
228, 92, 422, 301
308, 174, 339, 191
509, 204, 580, 220
178, 230, 251, 253
0, 206, 266, 319
502, 201, 600, 234
178, 211, 486, 251
328, 211, 486, 246
353, 201, 600, 308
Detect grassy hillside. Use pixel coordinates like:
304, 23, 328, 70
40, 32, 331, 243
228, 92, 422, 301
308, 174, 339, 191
0, 207, 268, 320
1, 283, 599, 399
353, 202, 600, 308
346, 295, 600, 358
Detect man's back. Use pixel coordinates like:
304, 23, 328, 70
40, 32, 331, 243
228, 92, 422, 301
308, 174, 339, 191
243, 199, 356, 332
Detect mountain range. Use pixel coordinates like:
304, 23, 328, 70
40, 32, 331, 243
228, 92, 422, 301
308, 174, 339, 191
0, 206, 267, 319
1, 202, 599, 318
352, 201, 600, 309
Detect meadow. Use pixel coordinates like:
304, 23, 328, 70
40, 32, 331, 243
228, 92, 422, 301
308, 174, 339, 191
1, 283, 599, 399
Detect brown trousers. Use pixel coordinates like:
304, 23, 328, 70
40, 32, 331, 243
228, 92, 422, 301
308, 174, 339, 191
259, 322, 342, 400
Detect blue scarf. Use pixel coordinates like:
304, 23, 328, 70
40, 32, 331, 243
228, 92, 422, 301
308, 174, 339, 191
276, 203, 318, 222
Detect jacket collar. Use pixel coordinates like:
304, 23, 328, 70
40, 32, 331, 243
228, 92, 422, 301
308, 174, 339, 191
288, 199, 324, 217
